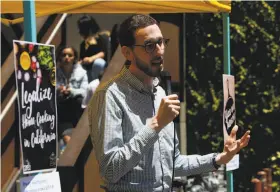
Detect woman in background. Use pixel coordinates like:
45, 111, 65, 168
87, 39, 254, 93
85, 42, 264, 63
77, 15, 108, 82
56, 46, 88, 145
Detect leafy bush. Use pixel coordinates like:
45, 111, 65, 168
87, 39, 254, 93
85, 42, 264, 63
185, 1, 280, 191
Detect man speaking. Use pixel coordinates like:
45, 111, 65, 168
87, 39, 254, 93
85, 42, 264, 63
88, 14, 250, 192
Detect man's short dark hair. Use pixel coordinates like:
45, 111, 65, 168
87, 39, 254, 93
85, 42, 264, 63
118, 14, 159, 47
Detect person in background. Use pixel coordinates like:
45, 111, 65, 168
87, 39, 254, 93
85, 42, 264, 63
82, 70, 104, 109
88, 14, 251, 192
56, 46, 88, 145
77, 15, 109, 82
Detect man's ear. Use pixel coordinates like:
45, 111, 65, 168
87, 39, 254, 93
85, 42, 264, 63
121, 46, 133, 61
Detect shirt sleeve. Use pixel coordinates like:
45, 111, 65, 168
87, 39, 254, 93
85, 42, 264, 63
174, 134, 217, 176
88, 89, 159, 183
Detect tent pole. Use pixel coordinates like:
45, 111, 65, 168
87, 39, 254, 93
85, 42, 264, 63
222, 12, 233, 192
23, 0, 37, 42
223, 13, 230, 75
18, 0, 37, 181
179, 13, 187, 156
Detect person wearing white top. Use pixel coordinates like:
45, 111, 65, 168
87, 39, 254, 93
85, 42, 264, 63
82, 78, 100, 108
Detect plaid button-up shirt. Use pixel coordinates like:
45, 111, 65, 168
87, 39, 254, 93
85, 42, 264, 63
88, 66, 217, 192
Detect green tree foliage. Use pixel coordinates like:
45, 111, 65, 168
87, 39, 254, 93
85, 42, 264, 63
185, 1, 280, 191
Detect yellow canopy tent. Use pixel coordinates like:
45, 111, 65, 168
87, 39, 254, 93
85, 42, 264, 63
1, 1, 231, 26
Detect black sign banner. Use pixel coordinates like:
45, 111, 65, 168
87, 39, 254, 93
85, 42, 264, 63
13, 40, 57, 174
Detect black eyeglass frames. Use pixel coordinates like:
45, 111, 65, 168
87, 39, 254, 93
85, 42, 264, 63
133, 38, 170, 53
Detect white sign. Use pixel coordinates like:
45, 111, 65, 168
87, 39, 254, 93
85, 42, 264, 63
226, 154, 239, 171
223, 74, 239, 170
20, 172, 61, 192
222, 75, 236, 138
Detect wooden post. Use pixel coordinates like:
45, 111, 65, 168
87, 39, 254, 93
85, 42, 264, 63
258, 171, 267, 192
251, 178, 262, 192
263, 168, 272, 192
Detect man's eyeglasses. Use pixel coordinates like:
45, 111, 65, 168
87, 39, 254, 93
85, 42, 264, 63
133, 38, 170, 53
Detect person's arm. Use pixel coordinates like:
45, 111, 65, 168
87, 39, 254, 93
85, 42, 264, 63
90, 51, 105, 60
173, 130, 217, 177
88, 90, 159, 183
69, 74, 88, 98
82, 51, 105, 64
174, 125, 250, 176
214, 125, 250, 165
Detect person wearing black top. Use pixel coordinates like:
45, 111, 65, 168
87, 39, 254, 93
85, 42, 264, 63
77, 15, 109, 82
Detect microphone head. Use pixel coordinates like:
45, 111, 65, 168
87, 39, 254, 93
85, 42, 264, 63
160, 70, 171, 80
160, 70, 172, 95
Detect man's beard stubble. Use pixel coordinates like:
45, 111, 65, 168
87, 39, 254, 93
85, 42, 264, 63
135, 56, 162, 77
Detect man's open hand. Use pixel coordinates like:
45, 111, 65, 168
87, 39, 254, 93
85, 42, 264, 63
216, 125, 250, 165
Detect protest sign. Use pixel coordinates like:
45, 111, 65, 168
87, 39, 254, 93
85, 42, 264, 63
13, 40, 57, 174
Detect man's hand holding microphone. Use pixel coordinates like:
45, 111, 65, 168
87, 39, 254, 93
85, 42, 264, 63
149, 94, 180, 133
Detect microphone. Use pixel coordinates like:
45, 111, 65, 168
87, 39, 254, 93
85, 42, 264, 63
160, 70, 177, 190
160, 70, 172, 95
